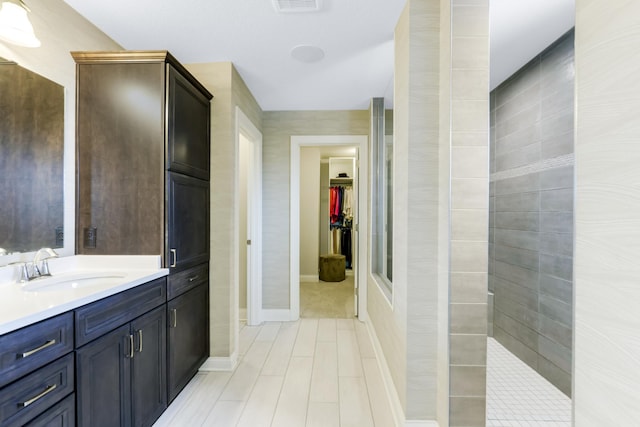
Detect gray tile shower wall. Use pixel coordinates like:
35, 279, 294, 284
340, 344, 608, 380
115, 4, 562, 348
489, 30, 574, 396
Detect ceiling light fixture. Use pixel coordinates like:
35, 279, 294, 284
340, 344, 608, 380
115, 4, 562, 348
291, 45, 325, 63
0, 0, 40, 48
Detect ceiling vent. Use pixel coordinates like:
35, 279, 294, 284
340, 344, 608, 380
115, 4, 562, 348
272, 0, 322, 13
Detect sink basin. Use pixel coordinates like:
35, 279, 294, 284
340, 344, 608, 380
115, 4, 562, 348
21, 271, 126, 292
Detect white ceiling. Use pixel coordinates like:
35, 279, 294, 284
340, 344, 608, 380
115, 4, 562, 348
62, 0, 574, 111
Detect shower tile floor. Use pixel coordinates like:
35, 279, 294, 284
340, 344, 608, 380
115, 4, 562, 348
487, 338, 572, 427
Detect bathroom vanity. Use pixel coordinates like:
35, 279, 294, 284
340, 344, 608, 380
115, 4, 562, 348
0, 256, 175, 427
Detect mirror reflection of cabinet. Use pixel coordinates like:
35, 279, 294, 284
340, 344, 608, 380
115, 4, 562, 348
0, 58, 64, 253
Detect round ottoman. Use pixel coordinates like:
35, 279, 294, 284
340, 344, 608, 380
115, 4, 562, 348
319, 254, 346, 282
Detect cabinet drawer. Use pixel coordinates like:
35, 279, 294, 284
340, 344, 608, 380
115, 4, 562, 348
24, 393, 75, 427
0, 353, 74, 427
0, 313, 73, 389
75, 278, 166, 347
168, 263, 208, 300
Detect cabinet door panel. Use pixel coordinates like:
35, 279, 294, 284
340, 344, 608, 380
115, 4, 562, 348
76, 61, 165, 255
76, 324, 131, 427
167, 283, 209, 402
131, 306, 167, 427
167, 173, 209, 271
24, 393, 75, 427
167, 64, 211, 180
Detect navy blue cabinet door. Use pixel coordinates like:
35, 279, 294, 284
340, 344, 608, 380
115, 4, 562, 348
131, 306, 167, 427
167, 283, 209, 402
76, 324, 131, 427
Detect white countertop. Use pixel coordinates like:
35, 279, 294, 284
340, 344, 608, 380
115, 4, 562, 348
0, 255, 169, 335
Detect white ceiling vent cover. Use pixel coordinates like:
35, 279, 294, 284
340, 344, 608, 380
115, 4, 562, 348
272, 0, 322, 13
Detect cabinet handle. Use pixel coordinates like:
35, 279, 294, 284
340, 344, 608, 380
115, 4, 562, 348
126, 334, 134, 358
188, 275, 199, 282
171, 309, 177, 328
20, 339, 56, 358
170, 249, 177, 267
136, 329, 143, 353
19, 384, 57, 408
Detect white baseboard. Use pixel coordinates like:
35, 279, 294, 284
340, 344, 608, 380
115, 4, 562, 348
365, 317, 406, 427
365, 319, 440, 427
405, 421, 439, 427
199, 352, 238, 372
300, 274, 319, 282
239, 308, 247, 322
262, 309, 295, 321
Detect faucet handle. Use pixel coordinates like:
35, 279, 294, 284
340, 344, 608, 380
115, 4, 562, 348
9, 262, 29, 283
39, 259, 52, 276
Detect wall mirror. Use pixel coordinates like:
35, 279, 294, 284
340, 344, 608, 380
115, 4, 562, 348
0, 57, 64, 256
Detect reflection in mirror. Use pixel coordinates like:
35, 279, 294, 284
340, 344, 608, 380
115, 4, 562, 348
0, 57, 64, 254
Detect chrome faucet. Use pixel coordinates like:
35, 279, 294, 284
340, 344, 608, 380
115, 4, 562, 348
14, 248, 59, 283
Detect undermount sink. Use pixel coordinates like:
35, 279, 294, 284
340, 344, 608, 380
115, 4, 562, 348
21, 271, 126, 292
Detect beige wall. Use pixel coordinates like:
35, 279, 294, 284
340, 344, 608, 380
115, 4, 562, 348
574, 0, 640, 424
187, 62, 263, 358
368, 0, 489, 424
367, 0, 447, 421
0, 0, 121, 260
300, 147, 321, 277
262, 111, 369, 309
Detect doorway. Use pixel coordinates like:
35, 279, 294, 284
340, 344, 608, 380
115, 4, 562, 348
290, 135, 369, 321
236, 107, 262, 327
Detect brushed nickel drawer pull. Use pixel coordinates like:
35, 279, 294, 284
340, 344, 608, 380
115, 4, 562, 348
136, 330, 143, 353
170, 249, 177, 268
19, 384, 57, 407
20, 339, 56, 358
188, 275, 199, 282
126, 334, 134, 358
171, 309, 177, 328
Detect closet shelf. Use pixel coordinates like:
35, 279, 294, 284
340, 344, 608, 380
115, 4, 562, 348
330, 178, 353, 185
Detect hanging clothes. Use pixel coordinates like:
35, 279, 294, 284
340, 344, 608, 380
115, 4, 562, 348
341, 227, 352, 268
342, 187, 353, 218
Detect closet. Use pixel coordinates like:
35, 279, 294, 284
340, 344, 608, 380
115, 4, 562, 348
327, 157, 355, 270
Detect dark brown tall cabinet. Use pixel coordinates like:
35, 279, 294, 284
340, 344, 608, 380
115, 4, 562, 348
72, 51, 213, 422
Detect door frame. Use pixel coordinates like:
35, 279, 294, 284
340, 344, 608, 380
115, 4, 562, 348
290, 135, 369, 321
236, 107, 263, 327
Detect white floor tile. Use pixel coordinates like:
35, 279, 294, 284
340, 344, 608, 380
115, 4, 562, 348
292, 318, 318, 357
157, 319, 396, 427
271, 357, 314, 427
316, 318, 338, 342
306, 402, 340, 427
239, 324, 261, 356
354, 319, 375, 358
219, 340, 272, 401
337, 328, 363, 377
309, 341, 339, 403
255, 322, 282, 342
201, 400, 245, 427
236, 375, 284, 427
261, 321, 299, 376
362, 358, 395, 427
487, 337, 572, 426
338, 376, 374, 427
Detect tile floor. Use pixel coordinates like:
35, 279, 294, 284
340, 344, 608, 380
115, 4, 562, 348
154, 322, 572, 427
487, 337, 572, 427
153, 318, 395, 427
